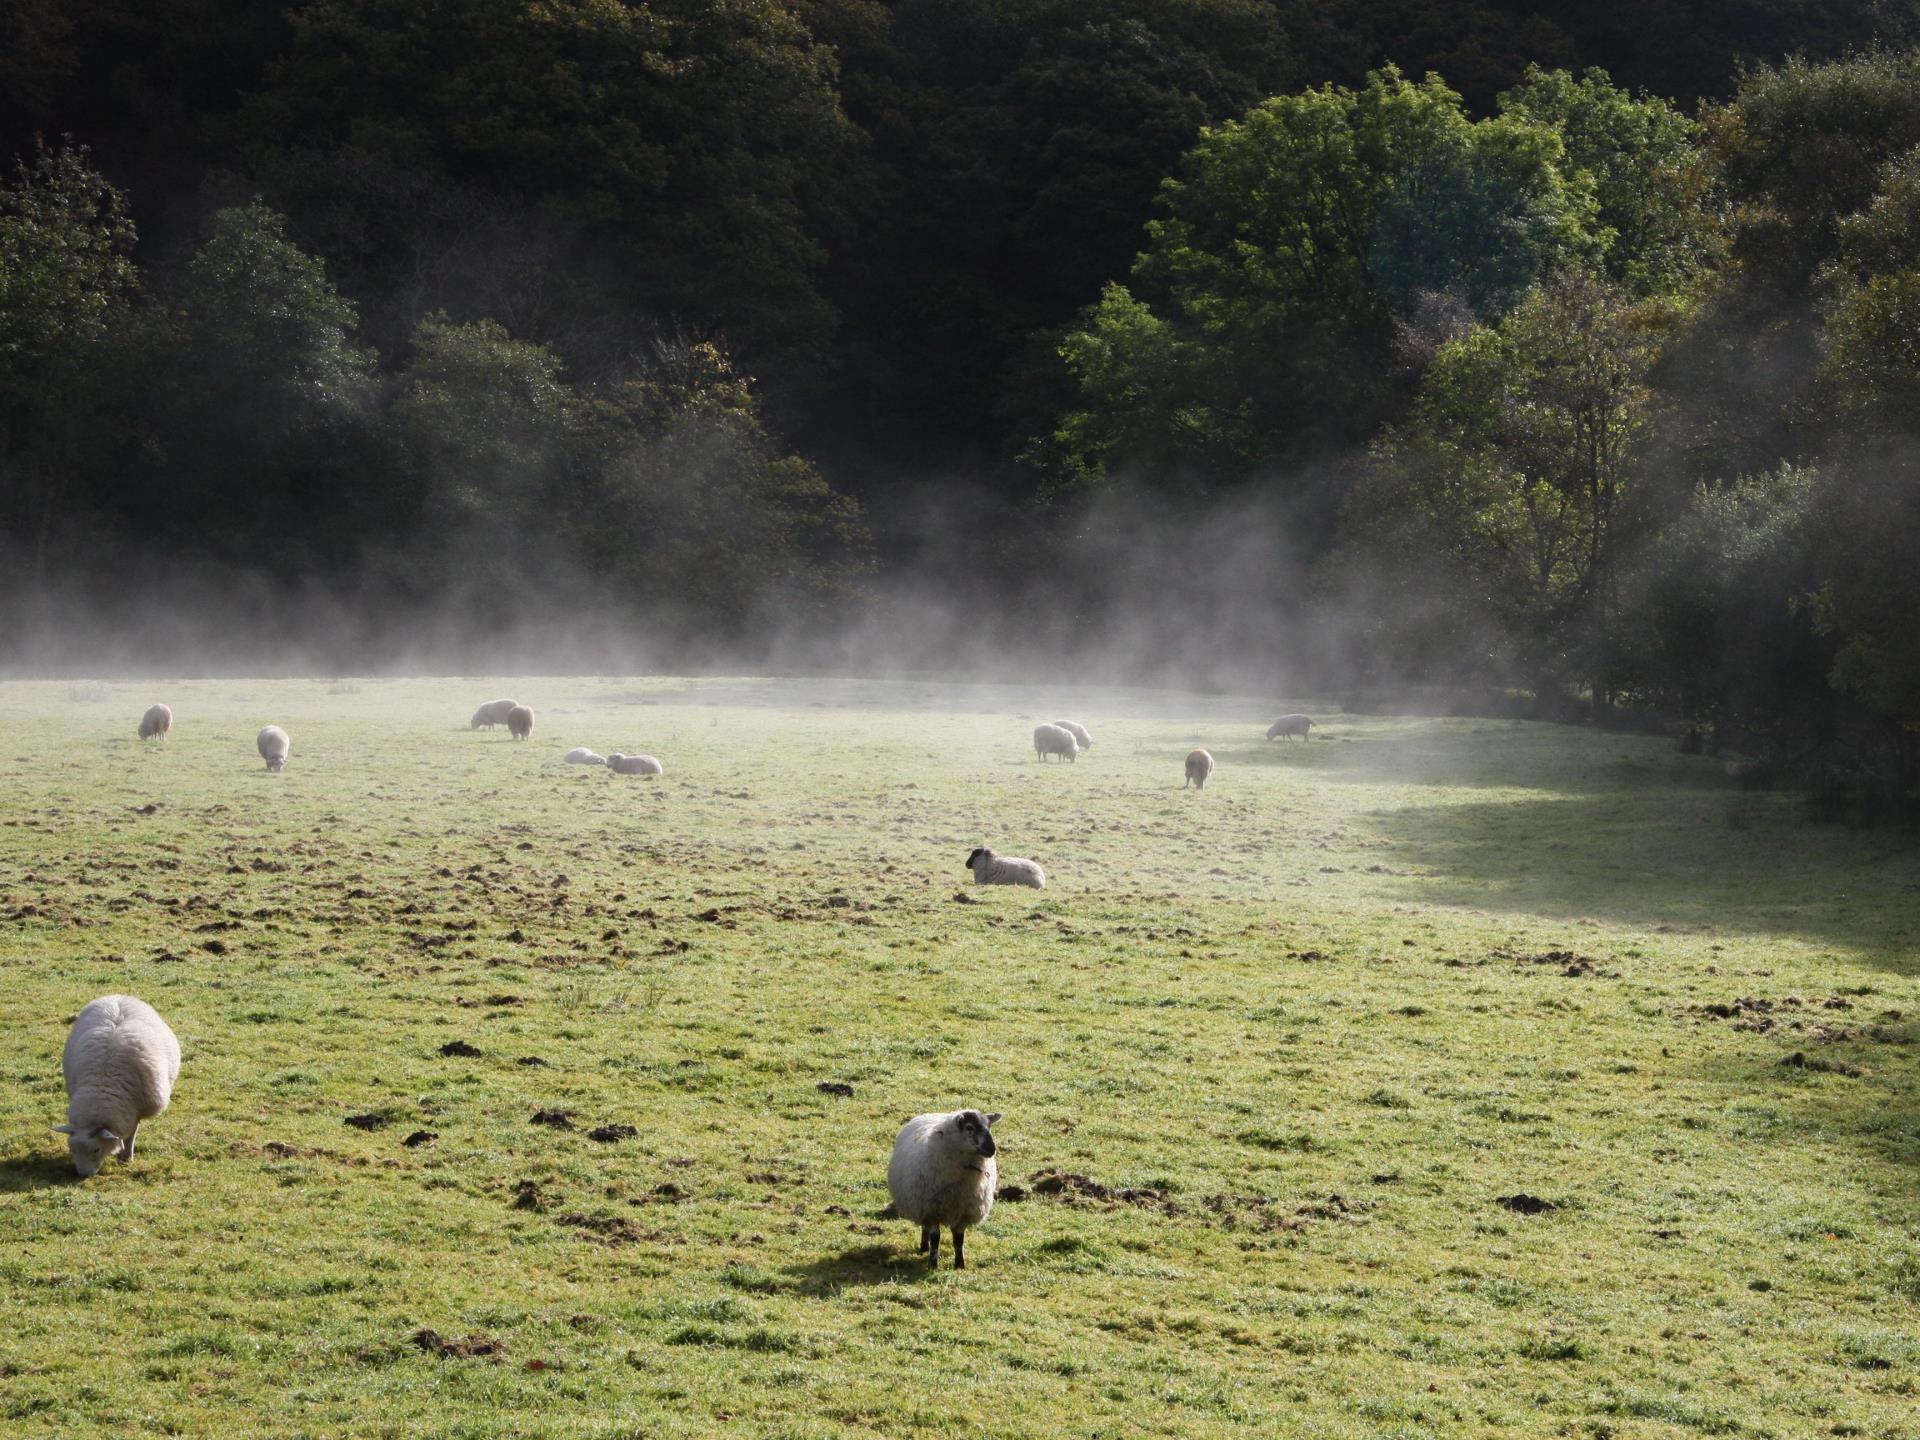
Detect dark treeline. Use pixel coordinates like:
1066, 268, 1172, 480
3, 1, 1919, 810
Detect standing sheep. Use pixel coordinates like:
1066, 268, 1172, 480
470, 699, 519, 730
887, 1109, 1001, 1270
138, 704, 173, 742
1033, 723, 1079, 763
564, 747, 607, 766
1184, 748, 1214, 789
56, 995, 181, 1177
257, 725, 290, 772
1266, 715, 1313, 741
606, 752, 664, 776
1051, 720, 1093, 750
965, 847, 1046, 889
506, 705, 535, 740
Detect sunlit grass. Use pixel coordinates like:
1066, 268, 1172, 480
1, 676, 1916, 1438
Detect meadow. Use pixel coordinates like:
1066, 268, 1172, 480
1, 675, 1916, 1440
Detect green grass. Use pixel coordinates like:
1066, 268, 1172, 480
1, 675, 1916, 1439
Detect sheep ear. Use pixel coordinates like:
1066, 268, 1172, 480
52, 1124, 74, 1135
985, 1113, 1002, 1128
97, 1128, 121, 1145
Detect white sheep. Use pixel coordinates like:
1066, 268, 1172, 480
138, 703, 172, 742
506, 705, 535, 740
1052, 719, 1093, 750
564, 747, 607, 766
56, 995, 181, 1177
257, 725, 290, 772
470, 699, 518, 730
1184, 748, 1214, 789
606, 752, 664, 776
965, 846, 1046, 889
1266, 714, 1313, 741
887, 1108, 1000, 1269
1033, 723, 1079, 763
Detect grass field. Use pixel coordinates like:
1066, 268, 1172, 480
2, 675, 1917, 1440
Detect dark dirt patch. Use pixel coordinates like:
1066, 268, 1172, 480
558, 1212, 646, 1245
412, 1328, 505, 1359
1498, 947, 1603, 977
515, 1055, 549, 1067
1026, 1169, 1170, 1209
1779, 1051, 1864, 1076
1495, 1193, 1558, 1215
402, 1130, 437, 1148
530, 1110, 574, 1130
952, 892, 979, 905
996, 1185, 1029, 1203
343, 1113, 389, 1131
511, 1179, 546, 1211
587, 1124, 637, 1143
200, 939, 228, 956
438, 1040, 482, 1058
815, 1081, 854, 1098
636, 1182, 687, 1205
1695, 995, 1859, 1034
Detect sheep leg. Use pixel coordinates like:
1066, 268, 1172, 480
918, 1224, 935, 1254
119, 1122, 138, 1162
926, 1225, 941, 1269
952, 1227, 966, 1270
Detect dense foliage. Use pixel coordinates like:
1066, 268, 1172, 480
3, 2, 1920, 804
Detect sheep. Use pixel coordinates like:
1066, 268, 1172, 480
1184, 748, 1214, 789
1033, 723, 1079, 763
1266, 714, 1313, 741
470, 699, 518, 730
55, 995, 181, 1178
1052, 719, 1093, 750
257, 725, 290, 772
137, 703, 172, 742
506, 705, 535, 740
606, 752, 664, 776
887, 1108, 1000, 1270
965, 846, 1046, 889
564, 747, 607, 766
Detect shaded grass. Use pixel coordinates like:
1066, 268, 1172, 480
0, 675, 1916, 1438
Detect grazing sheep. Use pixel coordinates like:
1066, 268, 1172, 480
1184, 748, 1214, 789
469, 699, 518, 730
137, 703, 172, 742
887, 1108, 1000, 1270
56, 995, 181, 1178
1266, 714, 1313, 741
506, 705, 535, 740
606, 752, 664, 776
257, 725, 290, 772
1033, 723, 1079, 763
1052, 719, 1093, 750
965, 847, 1046, 889
564, 747, 607, 766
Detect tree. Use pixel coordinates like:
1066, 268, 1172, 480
0, 142, 136, 579
1367, 269, 1669, 709
1044, 67, 1597, 501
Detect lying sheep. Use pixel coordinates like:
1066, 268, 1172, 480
564, 747, 607, 766
1052, 719, 1093, 750
1266, 714, 1313, 741
965, 846, 1046, 889
1033, 723, 1079, 763
887, 1108, 1000, 1269
470, 699, 518, 730
138, 704, 172, 742
56, 995, 181, 1177
1184, 748, 1214, 789
506, 705, 535, 740
606, 752, 664, 776
257, 725, 290, 772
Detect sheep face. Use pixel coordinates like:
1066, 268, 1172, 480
54, 1122, 122, 1178
948, 1108, 1001, 1159
964, 847, 991, 873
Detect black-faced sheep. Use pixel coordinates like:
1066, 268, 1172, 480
965, 847, 1046, 888
887, 1108, 1000, 1269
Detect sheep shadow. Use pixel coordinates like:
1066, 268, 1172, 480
0, 1153, 76, 1192
783, 1244, 935, 1294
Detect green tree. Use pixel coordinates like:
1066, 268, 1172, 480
0, 142, 136, 578
1368, 269, 1670, 709
1046, 67, 1596, 497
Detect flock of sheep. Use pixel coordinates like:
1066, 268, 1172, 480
95, 693, 1318, 1268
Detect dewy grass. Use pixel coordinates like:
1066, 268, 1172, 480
1, 675, 1916, 1439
